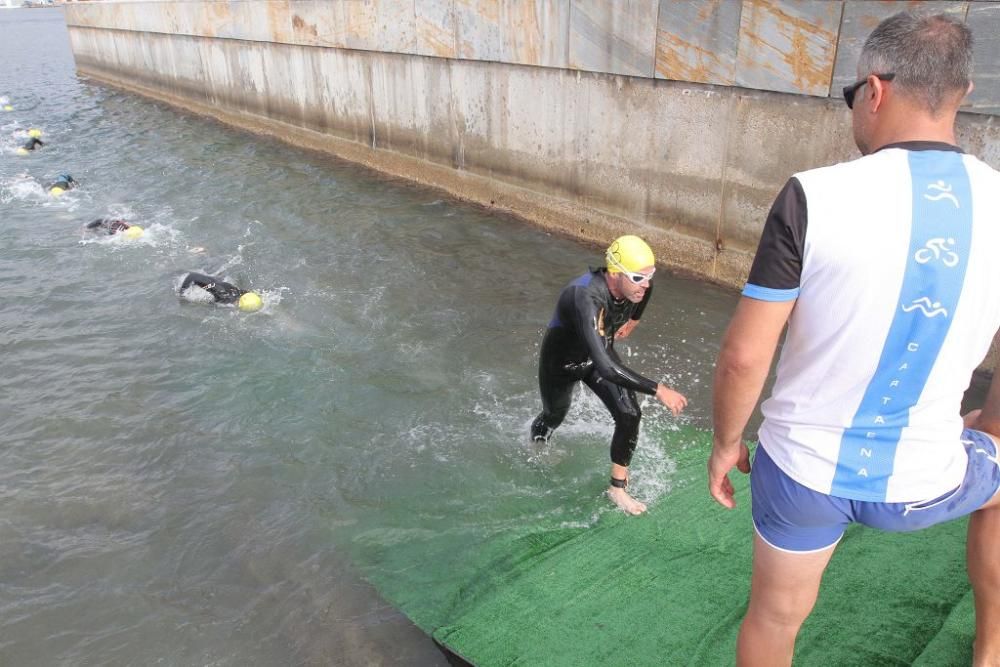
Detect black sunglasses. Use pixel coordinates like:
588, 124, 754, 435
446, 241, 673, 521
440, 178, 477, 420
842, 73, 895, 109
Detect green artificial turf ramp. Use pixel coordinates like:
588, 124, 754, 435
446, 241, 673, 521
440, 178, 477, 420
350, 427, 976, 666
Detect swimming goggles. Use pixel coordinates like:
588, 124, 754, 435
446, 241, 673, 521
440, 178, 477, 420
606, 253, 655, 284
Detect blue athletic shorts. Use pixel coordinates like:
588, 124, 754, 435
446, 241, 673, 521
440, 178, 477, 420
750, 430, 1000, 553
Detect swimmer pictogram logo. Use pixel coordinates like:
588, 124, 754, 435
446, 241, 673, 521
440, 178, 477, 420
901, 297, 949, 318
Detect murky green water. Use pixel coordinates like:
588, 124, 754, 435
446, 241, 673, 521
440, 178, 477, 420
1, 8, 744, 665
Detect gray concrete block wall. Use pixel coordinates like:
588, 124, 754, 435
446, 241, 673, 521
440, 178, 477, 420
64, 0, 1000, 369
65, 0, 1000, 112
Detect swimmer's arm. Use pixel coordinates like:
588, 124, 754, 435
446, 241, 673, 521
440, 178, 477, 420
615, 319, 640, 339
616, 286, 652, 339
574, 289, 658, 395
632, 283, 652, 320
712, 297, 794, 449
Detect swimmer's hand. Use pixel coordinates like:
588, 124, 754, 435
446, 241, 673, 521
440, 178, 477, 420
655, 384, 687, 416
708, 439, 751, 509
615, 319, 640, 340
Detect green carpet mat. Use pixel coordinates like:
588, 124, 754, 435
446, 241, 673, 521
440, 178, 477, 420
349, 428, 976, 666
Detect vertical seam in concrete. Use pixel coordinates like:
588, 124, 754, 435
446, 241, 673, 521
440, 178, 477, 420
714, 94, 735, 281
827, 1, 847, 99
367, 57, 377, 149
565, 0, 573, 68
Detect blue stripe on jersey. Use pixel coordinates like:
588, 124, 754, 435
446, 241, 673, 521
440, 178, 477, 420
549, 272, 593, 328
831, 151, 972, 500
742, 284, 800, 301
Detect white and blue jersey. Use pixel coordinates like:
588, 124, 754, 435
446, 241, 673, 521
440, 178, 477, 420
745, 142, 1000, 503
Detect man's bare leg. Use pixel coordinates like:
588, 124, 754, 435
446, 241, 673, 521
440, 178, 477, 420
969, 500, 1000, 666
964, 403, 1000, 666
607, 463, 647, 515
737, 533, 836, 667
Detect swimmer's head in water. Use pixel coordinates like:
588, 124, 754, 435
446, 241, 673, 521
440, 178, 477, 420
238, 291, 263, 313
606, 235, 655, 274
28, 128, 42, 138
2, 105, 12, 112
16, 147, 28, 156
122, 225, 144, 240
49, 186, 65, 196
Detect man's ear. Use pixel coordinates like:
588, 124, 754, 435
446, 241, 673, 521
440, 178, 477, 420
869, 75, 888, 112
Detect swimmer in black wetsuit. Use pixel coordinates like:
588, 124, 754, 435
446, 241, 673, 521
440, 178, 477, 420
531, 235, 687, 515
16, 137, 43, 154
179, 271, 263, 312
86, 217, 145, 239
86, 218, 131, 235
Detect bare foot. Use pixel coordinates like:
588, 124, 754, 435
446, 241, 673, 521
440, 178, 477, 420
607, 486, 647, 515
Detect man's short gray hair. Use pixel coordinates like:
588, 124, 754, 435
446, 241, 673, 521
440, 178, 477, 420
858, 12, 972, 115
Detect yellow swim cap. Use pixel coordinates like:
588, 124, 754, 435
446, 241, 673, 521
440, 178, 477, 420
122, 225, 144, 240
16, 147, 28, 155
238, 291, 263, 313
28, 128, 42, 138
2, 105, 12, 111
606, 235, 655, 273
49, 186, 65, 196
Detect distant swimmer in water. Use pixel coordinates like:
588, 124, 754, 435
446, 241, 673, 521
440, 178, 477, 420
86, 217, 144, 239
47, 173, 76, 196
16, 137, 44, 155
179, 271, 263, 312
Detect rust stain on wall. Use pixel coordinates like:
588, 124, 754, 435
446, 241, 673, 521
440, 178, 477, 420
292, 14, 319, 39
418, 15, 457, 58
697, 0, 721, 24
783, 24, 830, 92
203, 1, 231, 38
458, 0, 499, 24
268, 0, 293, 43
655, 32, 720, 84
738, 0, 839, 95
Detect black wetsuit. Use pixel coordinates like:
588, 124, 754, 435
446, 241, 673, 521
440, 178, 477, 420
531, 268, 657, 467
86, 218, 130, 235
180, 272, 244, 304
20, 137, 43, 151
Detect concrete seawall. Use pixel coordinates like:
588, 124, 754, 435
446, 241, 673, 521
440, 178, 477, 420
64, 1, 1000, 369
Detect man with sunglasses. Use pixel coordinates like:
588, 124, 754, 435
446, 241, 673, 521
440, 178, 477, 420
531, 234, 687, 515
710, 11, 1000, 665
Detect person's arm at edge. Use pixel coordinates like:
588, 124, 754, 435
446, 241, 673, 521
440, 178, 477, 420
709, 298, 794, 508
709, 177, 806, 509
966, 337, 1000, 438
